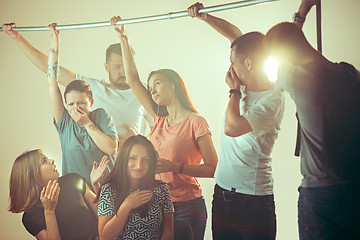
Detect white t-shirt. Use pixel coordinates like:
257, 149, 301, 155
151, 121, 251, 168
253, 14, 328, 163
214, 87, 284, 195
76, 74, 153, 136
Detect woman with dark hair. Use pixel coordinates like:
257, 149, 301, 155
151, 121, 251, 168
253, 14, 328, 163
97, 135, 174, 240
110, 17, 218, 240
8, 149, 108, 240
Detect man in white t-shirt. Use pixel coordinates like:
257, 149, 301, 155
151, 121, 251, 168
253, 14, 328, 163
2, 24, 153, 143
188, 3, 284, 239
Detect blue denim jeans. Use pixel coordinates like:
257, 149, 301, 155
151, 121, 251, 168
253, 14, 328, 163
298, 181, 360, 240
173, 196, 207, 240
212, 184, 276, 240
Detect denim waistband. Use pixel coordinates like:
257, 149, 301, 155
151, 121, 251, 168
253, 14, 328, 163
173, 196, 204, 206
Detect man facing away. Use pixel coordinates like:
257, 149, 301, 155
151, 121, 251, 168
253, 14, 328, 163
188, 3, 285, 239
263, 0, 360, 239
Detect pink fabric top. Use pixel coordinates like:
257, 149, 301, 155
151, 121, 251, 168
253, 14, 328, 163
150, 112, 211, 202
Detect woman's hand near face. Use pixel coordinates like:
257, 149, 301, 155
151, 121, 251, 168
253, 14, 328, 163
40, 180, 60, 212
120, 189, 152, 212
68, 106, 92, 126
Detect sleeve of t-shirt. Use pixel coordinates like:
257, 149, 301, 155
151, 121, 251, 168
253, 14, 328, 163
137, 106, 155, 135
92, 108, 118, 140
75, 73, 100, 86
54, 109, 71, 134
161, 182, 174, 214
98, 184, 116, 216
22, 210, 45, 236
192, 115, 212, 141
242, 91, 284, 138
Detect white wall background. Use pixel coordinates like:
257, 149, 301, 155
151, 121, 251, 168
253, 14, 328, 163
0, 0, 359, 239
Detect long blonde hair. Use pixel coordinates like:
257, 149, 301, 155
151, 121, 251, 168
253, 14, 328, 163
9, 149, 44, 213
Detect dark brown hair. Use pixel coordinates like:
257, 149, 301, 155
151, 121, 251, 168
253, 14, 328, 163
147, 69, 197, 117
231, 31, 267, 67
95, 135, 159, 215
64, 80, 93, 103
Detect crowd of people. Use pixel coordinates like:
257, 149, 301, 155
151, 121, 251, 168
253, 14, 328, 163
3, 0, 360, 239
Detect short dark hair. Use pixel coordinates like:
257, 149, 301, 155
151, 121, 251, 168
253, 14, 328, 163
231, 31, 265, 64
106, 43, 122, 63
264, 22, 312, 63
64, 80, 92, 103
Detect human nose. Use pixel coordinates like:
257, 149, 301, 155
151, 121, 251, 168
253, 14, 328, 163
151, 88, 157, 95
135, 159, 144, 169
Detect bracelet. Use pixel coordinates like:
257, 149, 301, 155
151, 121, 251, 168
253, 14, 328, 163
178, 163, 184, 174
293, 12, 305, 23
229, 89, 242, 98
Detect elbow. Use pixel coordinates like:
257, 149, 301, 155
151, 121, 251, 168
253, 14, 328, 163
224, 129, 238, 137
98, 229, 110, 240
107, 140, 118, 156
108, 146, 118, 157
209, 167, 216, 178
224, 122, 238, 137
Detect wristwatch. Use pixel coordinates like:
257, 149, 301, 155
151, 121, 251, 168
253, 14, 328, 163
293, 12, 305, 23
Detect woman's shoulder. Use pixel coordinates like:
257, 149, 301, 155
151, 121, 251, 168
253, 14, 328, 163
186, 112, 210, 129
187, 112, 207, 122
58, 173, 86, 194
100, 182, 116, 195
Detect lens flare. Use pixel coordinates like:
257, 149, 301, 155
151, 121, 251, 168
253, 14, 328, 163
264, 56, 279, 83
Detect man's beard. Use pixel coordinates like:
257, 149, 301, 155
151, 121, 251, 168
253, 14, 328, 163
109, 76, 129, 89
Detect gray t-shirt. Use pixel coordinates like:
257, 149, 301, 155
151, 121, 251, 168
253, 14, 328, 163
54, 108, 118, 186
277, 65, 346, 188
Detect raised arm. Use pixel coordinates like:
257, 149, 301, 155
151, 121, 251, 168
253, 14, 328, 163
47, 23, 65, 123
224, 68, 252, 137
293, 0, 320, 29
187, 2, 242, 43
2, 23, 75, 86
98, 189, 152, 240
110, 17, 154, 116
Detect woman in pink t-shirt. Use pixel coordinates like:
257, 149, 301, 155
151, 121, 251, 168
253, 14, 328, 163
111, 17, 218, 240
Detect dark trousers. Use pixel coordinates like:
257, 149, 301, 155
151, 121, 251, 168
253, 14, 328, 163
298, 181, 360, 240
212, 184, 276, 240
173, 196, 207, 240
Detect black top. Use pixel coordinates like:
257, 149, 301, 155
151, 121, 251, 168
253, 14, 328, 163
22, 173, 98, 239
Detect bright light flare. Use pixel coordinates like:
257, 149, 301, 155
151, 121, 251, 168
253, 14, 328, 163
264, 56, 279, 83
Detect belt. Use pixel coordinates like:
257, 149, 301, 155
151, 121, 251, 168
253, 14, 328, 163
215, 184, 274, 202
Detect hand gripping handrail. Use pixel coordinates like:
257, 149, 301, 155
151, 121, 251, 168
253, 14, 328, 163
0, 0, 278, 32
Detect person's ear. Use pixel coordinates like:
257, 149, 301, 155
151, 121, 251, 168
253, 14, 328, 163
90, 98, 94, 107
245, 57, 253, 71
104, 62, 110, 73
